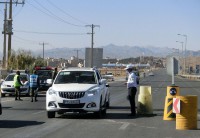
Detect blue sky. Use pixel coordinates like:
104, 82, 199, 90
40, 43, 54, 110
0, 0, 199, 52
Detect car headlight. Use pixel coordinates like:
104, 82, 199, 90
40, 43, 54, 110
48, 88, 57, 95
87, 89, 99, 96
1, 83, 6, 87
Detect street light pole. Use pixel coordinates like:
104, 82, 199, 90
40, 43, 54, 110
176, 41, 184, 74
178, 34, 187, 74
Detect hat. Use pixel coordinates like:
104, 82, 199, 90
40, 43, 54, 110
125, 64, 133, 70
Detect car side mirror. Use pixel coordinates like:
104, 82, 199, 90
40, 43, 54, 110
99, 79, 107, 85
47, 79, 53, 84
106, 84, 110, 87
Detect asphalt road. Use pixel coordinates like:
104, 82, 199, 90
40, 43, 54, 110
1, 68, 200, 138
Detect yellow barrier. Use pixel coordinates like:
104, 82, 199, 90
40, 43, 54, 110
163, 85, 180, 121
137, 86, 153, 115
176, 95, 198, 130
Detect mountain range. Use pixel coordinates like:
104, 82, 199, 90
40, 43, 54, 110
36, 44, 177, 59
0, 44, 199, 59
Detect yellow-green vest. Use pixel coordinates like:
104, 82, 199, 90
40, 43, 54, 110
14, 75, 21, 87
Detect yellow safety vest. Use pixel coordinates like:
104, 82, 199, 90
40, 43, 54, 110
14, 75, 21, 87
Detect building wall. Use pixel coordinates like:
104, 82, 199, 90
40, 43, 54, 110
166, 56, 179, 75
85, 48, 103, 68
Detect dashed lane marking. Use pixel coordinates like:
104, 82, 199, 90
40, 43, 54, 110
119, 122, 130, 130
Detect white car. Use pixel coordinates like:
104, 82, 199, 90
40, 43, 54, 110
1, 73, 30, 97
46, 67, 110, 118
103, 72, 114, 81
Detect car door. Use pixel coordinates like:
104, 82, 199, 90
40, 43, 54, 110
96, 71, 106, 104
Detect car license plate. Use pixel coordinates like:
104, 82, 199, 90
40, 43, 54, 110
63, 100, 80, 104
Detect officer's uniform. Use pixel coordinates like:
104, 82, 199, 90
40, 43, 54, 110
14, 71, 23, 101
30, 73, 40, 102
125, 65, 138, 116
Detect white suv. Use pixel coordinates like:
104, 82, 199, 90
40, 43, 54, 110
46, 67, 110, 118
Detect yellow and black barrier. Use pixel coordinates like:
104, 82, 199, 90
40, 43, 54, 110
163, 85, 180, 121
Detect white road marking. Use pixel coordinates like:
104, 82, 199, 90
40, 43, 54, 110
1, 99, 14, 103
33, 111, 45, 115
119, 122, 130, 130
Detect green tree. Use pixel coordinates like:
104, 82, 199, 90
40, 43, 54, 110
7, 49, 35, 71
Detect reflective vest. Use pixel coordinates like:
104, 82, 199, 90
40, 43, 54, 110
14, 75, 21, 87
30, 74, 38, 88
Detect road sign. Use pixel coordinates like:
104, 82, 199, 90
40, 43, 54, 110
173, 98, 180, 114
170, 88, 177, 96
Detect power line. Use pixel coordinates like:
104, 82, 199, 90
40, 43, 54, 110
13, 29, 87, 35
47, 0, 88, 25
27, 0, 85, 27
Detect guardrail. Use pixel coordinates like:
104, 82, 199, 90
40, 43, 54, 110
179, 74, 200, 80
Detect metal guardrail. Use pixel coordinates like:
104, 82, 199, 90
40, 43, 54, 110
179, 74, 200, 80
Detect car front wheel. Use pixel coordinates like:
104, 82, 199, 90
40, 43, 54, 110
47, 111, 55, 118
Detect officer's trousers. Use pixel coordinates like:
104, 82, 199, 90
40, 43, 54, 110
128, 87, 137, 115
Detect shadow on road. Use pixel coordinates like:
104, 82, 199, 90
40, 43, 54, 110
0, 120, 45, 128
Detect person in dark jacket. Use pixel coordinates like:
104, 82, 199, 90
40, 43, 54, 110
14, 71, 23, 101
29, 70, 40, 102
52, 67, 58, 81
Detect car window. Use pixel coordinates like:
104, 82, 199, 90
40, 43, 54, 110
20, 75, 28, 82
54, 71, 96, 84
5, 74, 15, 81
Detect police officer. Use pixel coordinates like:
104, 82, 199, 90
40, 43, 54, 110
52, 67, 58, 81
125, 65, 138, 117
14, 71, 23, 101
30, 70, 40, 102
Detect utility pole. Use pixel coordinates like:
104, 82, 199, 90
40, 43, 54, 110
86, 24, 100, 67
39, 42, 49, 65
0, 0, 25, 68
2, 3, 7, 68
74, 49, 81, 66
7, 0, 13, 67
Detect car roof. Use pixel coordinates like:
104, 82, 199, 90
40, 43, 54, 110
8, 73, 28, 75
61, 67, 97, 72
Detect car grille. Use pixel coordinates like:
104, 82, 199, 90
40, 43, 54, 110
59, 92, 85, 99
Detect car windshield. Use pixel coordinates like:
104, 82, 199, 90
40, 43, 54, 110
36, 70, 52, 79
5, 74, 28, 81
54, 71, 96, 84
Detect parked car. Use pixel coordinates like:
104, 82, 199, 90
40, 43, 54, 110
103, 72, 114, 81
148, 72, 154, 76
46, 67, 110, 118
0, 73, 30, 97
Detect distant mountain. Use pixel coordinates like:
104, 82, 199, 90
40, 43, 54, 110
37, 44, 175, 59
0, 44, 199, 59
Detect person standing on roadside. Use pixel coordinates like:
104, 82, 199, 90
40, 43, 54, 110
29, 70, 40, 102
125, 65, 138, 117
14, 71, 23, 101
52, 67, 58, 81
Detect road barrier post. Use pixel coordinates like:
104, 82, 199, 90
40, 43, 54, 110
137, 86, 153, 115
163, 85, 180, 120
176, 95, 198, 130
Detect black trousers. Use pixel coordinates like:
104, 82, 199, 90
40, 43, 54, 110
128, 87, 137, 115
15, 86, 21, 99
30, 87, 38, 100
